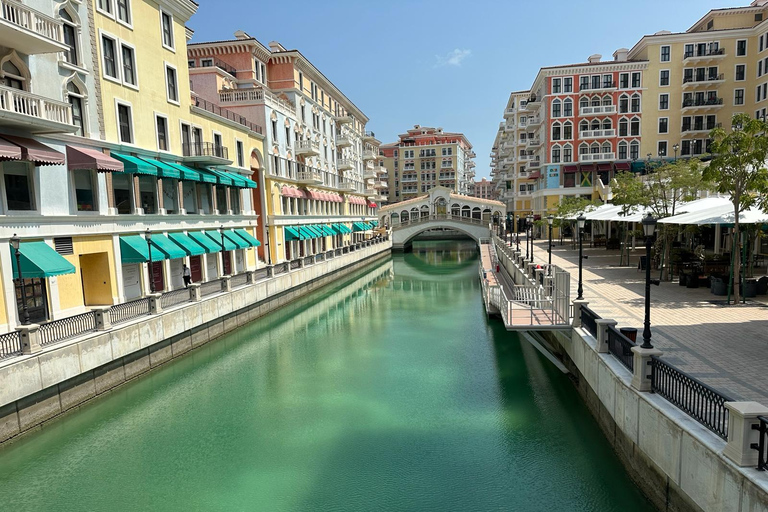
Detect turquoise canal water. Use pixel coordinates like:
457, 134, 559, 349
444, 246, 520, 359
0, 241, 653, 511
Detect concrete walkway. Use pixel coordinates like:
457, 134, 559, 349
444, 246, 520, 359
520, 236, 768, 403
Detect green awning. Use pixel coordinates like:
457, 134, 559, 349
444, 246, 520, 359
205, 230, 237, 251
338, 224, 352, 234
284, 226, 302, 241
193, 168, 220, 184
139, 157, 181, 179
111, 152, 158, 175
150, 233, 187, 259
234, 228, 261, 247
321, 225, 334, 236
352, 222, 367, 232
371, 220, 378, 227
168, 232, 207, 256
120, 235, 165, 264
188, 231, 221, 253
223, 230, 249, 249
10, 242, 76, 279
220, 170, 250, 188
307, 226, 323, 238
163, 162, 203, 182
330, 224, 342, 235
204, 168, 234, 186
298, 226, 315, 239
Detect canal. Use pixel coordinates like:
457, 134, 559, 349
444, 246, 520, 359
0, 240, 653, 511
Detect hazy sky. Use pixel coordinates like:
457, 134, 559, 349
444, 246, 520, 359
190, 0, 744, 179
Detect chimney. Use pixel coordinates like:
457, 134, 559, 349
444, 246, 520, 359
234, 30, 251, 40
613, 48, 629, 62
587, 54, 602, 63
268, 41, 287, 52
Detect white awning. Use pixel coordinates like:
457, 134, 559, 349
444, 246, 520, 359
659, 204, 768, 225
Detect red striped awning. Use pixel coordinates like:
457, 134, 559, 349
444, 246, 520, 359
614, 162, 631, 170
368, 201, 377, 208
563, 165, 578, 173
0, 137, 22, 161
579, 164, 596, 172
295, 188, 308, 199
597, 163, 612, 171
2, 135, 64, 166
528, 171, 541, 179
281, 185, 296, 197
66, 145, 123, 172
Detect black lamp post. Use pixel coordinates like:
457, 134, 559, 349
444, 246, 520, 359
673, 143, 679, 162
219, 226, 226, 274
641, 213, 659, 349
145, 229, 155, 294
10, 234, 29, 325
528, 214, 535, 263
576, 214, 586, 300
515, 214, 520, 252
547, 214, 554, 274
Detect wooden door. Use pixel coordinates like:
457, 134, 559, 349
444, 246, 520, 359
189, 255, 202, 282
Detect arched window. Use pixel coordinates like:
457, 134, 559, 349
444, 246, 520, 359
579, 97, 589, 110
563, 121, 573, 139
67, 81, 85, 136
563, 144, 573, 163
461, 205, 470, 217
590, 142, 601, 154
563, 98, 573, 117
631, 93, 641, 113
579, 143, 589, 155
60, 8, 79, 66
630, 118, 641, 136
619, 118, 628, 137
602, 118, 612, 130
451, 203, 460, 216
601, 142, 612, 153
2, 61, 25, 90
400, 210, 409, 222
618, 142, 628, 160
591, 119, 600, 131
602, 95, 613, 106
619, 94, 629, 113
551, 145, 561, 163
551, 121, 561, 140
579, 120, 589, 133
630, 141, 639, 160
591, 96, 600, 107
552, 99, 561, 118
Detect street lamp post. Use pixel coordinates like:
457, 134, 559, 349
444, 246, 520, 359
527, 214, 534, 263
641, 214, 659, 349
145, 229, 155, 294
10, 234, 30, 325
219, 226, 227, 274
673, 143, 679, 162
576, 215, 586, 300
515, 214, 520, 252
547, 214, 554, 274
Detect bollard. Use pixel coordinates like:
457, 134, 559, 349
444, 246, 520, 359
148, 293, 163, 315
594, 319, 618, 353
16, 324, 41, 355
723, 402, 768, 467
188, 283, 201, 302
93, 306, 112, 331
630, 346, 663, 391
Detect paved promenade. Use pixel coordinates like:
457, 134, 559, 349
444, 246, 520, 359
516, 236, 768, 403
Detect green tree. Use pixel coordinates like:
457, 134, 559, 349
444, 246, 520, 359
554, 196, 599, 246
706, 113, 768, 304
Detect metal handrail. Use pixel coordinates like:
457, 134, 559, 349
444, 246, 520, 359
161, 288, 190, 309
39, 311, 97, 346
606, 325, 635, 371
580, 306, 600, 338
752, 416, 768, 471
0, 330, 22, 360
200, 279, 223, 297
110, 298, 150, 325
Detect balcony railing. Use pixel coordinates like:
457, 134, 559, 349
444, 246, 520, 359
193, 57, 237, 76
0, 0, 65, 54
362, 150, 377, 160
0, 83, 72, 129
580, 82, 617, 91
296, 139, 320, 155
682, 123, 721, 133
683, 74, 724, 85
682, 97, 723, 108
579, 152, 616, 162
297, 170, 323, 184
684, 48, 725, 59
218, 87, 296, 116
336, 135, 352, 147
337, 158, 354, 170
183, 141, 229, 161
193, 97, 263, 134
580, 105, 617, 115
580, 129, 616, 139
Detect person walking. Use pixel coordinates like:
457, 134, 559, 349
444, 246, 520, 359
182, 264, 192, 288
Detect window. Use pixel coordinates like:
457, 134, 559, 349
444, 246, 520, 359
552, 146, 561, 163
117, 102, 132, 143
236, 140, 244, 167
552, 78, 561, 94
563, 99, 572, 117
619, 95, 629, 113
298, 72, 303, 91
619, 73, 629, 89
630, 118, 640, 136
631, 72, 641, 88
72, 169, 96, 212
3, 162, 34, 211
735, 88, 745, 105
285, 126, 291, 147
618, 142, 627, 160
661, 46, 670, 62
737, 39, 747, 57
563, 146, 572, 162
552, 99, 561, 117
1, 60, 24, 90
631, 94, 641, 113
161, 11, 174, 50
658, 118, 668, 134
580, 76, 589, 91
563, 122, 572, 140
60, 9, 78, 66
121, 44, 136, 86
563, 77, 572, 93
659, 93, 669, 110
271, 120, 277, 140
67, 82, 85, 136
552, 124, 561, 140
102, 35, 117, 79
630, 141, 639, 160
156, 115, 168, 151
116, 0, 130, 24
659, 70, 669, 86
97, 0, 113, 15
165, 64, 178, 103
736, 64, 746, 81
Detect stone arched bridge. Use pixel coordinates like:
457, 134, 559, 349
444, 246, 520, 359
389, 214, 491, 250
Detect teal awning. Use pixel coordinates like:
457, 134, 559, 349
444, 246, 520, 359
305, 226, 320, 238
10, 242, 75, 279
330, 224, 343, 235
164, 162, 204, 182
371, 220, 378, 227
234, 228, 261, 247
223, 230, 249, 249
220, 170, 250, 188
338, 224, 352, 234
193, 168, 221, 184
139, 157, 181, 179
111, 152, 157, 175
298, 226, 315, 239
168, 232, 207, 256
321, 225, 334, 236
204, 168, 234, 186
352, 222, 367, 232
120, 235, 165, 264
205, 230, 237, 251
188, 231, 221, 253
150, 233, 187, 259
284, 226, 302, 241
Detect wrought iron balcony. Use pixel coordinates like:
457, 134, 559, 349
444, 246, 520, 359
0, 84, 75, 134
0, 0, 67, 54
682, 97, 724, 109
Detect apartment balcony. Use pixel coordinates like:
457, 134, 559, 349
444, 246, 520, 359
579, 129, 617, 139
467, 151, 476, 158
504, 122, 515, 133
519, 154, 534, 162
579, 82, 617, 93
335, 114, 353, 124
373, 180, 387, 189
526, 138, 542, 148
681, 97, 724, 111
503, 107, 516, 118
339, 180, 357, 192
681, 123, 721, 135
682, 74, 725, 89
363, 169, 376, 179
579, 152, 616, 162
528, 160, 541, 169
336, 136, 352, 148
376, 165, 387, 176
362, 131, 378, 142
218, 87, 296, 116
0, 1, 68, 55
527, 95, 542, 108
683, 47, 725, 64
580, 105, 617, 116
297, 170, 323, 185
364, 188, 377, 198
401, 177, 418, 183
526, 115, 542, 128
182, 142, 232, 165
362, 149, 377, 161
337, 158, 354, 171
296, 139, 320, 156
379, 193, 388, 202
0, 84, 76, 134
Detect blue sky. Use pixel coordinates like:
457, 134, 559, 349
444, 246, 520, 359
190, 0, 744, 179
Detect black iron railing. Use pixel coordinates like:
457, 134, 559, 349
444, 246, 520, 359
290, 259, 301, 270
580, 306, 600, 338
39, 311, 97, 346
253, 268, 269, 281
325, 250, 334, 260
230, 273, 248, 288
182, 141, 229, 160
201, 279, 223, 297
650, 356, 731, 440
315, 253, 325, 263
161, 288, 190, 309
606, 325, 635, 371
682, 97, 723, 107
0, 331, 22, 360
192, 97, 263, 134
336, 248, 343, 257
273, 262, 288, 275
110, 298, 150, 325
303, 256, 314, 266
752, 416, 768, 471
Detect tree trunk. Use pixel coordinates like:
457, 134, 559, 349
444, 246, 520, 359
662, 227, 672, 281
733, 205, 741, 304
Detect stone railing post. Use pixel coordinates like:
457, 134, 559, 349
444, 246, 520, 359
630, 346, 662, 392
246, 270, 256, 285
266, 265, 274, 277
594, 319, 617, 353
221, 275, 232, 293
93, 306, 112, 331
572, 299, 589, 327
17, 324, 41, 355
189, 283, 201, 302
534, 268, 545, 288
148, 293, 163, 315
723, 402, 768, 467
